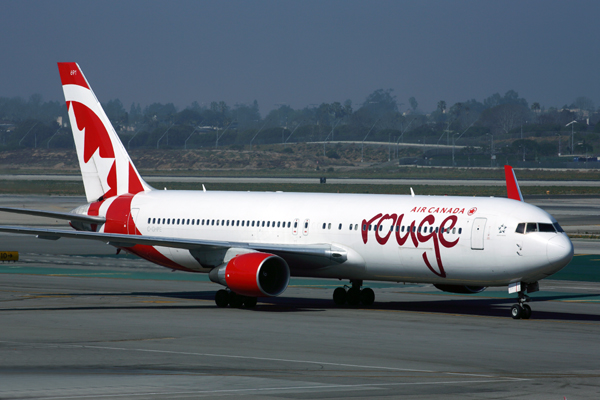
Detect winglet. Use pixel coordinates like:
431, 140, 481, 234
504, 165, 523, 201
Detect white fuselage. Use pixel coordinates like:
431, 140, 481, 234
84, 190, 574, 287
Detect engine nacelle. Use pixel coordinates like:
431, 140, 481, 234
434, 284, 487, 294
209, 252, 290, 297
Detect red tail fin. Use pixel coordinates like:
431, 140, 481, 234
504, 165, 523, 201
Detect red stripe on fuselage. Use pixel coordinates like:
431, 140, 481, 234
103, 194, 192, 272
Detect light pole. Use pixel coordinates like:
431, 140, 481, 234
486, 132, 494, 167
156, 123, 174, 149
361, 119, 380, 162
566, 120, 577, 155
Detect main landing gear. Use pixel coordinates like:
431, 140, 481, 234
509, 282, 538, 319
215, 289, 257, 309
333, 280, 375, 306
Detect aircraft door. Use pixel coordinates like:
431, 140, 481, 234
128, 208, 140, 234
471, 217, 487, 250
303, 219, 310, 236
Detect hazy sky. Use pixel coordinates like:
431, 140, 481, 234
2, 0, 599, 115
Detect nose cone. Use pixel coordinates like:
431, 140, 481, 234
547, 234, 574, 272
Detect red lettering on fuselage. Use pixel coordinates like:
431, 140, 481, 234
363, 212, 462, 278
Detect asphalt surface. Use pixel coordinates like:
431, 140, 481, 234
1, 195, 600, 399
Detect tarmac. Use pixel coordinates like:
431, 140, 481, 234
0, 195, 599, 399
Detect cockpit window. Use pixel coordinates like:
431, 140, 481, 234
538, 223, 556, 232
553, 222, 564, 233
517, 222, 561, 234
526, 223, 538, 233
516, 223, 525, 234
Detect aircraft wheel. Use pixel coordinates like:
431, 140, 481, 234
346, 287, 361, 306
360, 288, 375, 306
215, 289, 229, 308
521, 304, 532, 319
333, 287, 347, 306
228, 292, 244, 308
511, 304, 523, 319
243, 296, 258, 309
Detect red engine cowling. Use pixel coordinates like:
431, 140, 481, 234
210, 252, 290, 297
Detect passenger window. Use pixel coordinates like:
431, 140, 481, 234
147, 218, 151, 224
458, 228, 462, 234
167, 219, 170, 225
418, 227, 421, 233
355, 224, 358, 230
323, 223, 326, 229
162, 218, 165, 224
369, 225, 372, 231
252, 221, 255, 227
526, 223, 537, 233
191, 219, 194, 225
211, 220, 215, 226
196, 219, 200, 225
349, 224, 353, 230
363, 224, 366, 231
401, 226, 405, 232
287, 222, 291, 228
294, 221, 298, 228
452, 228, 456, 234
379, 225, 382, 232
539, 223, 556, 233
262, 221, 265, 227
339, 223, 342, 230
236, 220, 240, 226
277, 222, 281, 228
305, 222, 308, 228
328, 223, 331, 229
267, 221, 270, 227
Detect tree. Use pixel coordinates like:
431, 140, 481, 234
480, 103, 530, 134
437, 100, 446, 113
409, 97, 418, 112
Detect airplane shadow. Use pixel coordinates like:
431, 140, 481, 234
2, 290, 599, 321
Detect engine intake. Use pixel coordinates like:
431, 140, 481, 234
209, 252, 290, 297
434, 284, 487, 294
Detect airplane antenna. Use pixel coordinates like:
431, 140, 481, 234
202, 184, 207, 192
410, 187, 415, 197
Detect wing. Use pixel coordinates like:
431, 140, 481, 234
0, 225, 347, 269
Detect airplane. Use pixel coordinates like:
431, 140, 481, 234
0, 62, 574, 319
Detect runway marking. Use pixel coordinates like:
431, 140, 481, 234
20, 342, 526, 383
7, 378, 527, 400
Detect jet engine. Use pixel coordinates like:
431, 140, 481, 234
209, 252, 290, 297
433, 284, 487, 294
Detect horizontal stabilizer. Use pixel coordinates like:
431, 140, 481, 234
0, 207, 105, 224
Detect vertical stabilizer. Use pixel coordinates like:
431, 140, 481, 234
504, 165, 524, 201
57, 63, 151, 202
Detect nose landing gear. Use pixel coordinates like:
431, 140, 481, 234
333, 280, 375, 306
509, 282, 537, 319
